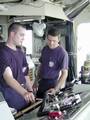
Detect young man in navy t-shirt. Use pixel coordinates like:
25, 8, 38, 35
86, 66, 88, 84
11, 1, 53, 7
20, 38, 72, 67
36, 26, 68, 98
0, 23, 35, 110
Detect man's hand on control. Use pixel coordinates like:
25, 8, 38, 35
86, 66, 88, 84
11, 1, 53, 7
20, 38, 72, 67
47, 88, 56, 95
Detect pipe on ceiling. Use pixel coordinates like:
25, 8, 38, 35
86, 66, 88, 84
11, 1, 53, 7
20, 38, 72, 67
0, 0, 22, 4
64, 0, 89, 20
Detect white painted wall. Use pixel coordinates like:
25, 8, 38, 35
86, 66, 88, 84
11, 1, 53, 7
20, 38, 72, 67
0, 101, 15, 120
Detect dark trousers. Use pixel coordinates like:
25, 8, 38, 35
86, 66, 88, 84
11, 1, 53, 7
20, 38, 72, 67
36, 78, 57, 98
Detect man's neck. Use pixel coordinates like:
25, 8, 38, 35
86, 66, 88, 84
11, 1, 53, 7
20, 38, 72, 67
6, 42, 17, 51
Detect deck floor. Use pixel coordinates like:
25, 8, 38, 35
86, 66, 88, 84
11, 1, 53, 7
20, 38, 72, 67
16, 108, 47, 120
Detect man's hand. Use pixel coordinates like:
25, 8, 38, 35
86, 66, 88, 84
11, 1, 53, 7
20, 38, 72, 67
23, 92, 35, 103
47, 88, 56, 95
32, 81, 39, 95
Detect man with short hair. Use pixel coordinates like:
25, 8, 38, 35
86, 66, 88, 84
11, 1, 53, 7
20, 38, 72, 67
36, 26, 69, 98
0, 22, 35, 111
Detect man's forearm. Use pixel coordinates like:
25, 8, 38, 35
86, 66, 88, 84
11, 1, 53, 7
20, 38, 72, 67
6, 77, 28, 97
25, 76, 33, 92
55, 70, 68, 91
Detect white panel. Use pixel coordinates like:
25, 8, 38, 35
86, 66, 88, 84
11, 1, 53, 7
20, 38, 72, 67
0, 2, 45, 16
0, 1, 69, 20
0, 101, 15, 120
44, 3, 69, 20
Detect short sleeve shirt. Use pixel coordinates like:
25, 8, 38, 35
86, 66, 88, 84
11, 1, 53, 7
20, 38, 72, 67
39, 45, 68, 79
0, 46, 29, 110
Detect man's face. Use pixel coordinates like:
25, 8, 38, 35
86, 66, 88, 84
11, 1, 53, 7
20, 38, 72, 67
13, 27, 26, 47
47, 35, 59, 49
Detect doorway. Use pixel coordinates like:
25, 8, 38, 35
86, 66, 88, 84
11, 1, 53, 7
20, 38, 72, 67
77, 23, 90, 77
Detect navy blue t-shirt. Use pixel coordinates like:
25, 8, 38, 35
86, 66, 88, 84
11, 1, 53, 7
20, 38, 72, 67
39, 45, 68, 82
37, 45, 69, 98
0, 45, 29, 110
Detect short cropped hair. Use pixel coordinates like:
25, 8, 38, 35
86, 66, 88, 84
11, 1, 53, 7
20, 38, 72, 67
8, 22, 26, 36
47, 26, 60, 37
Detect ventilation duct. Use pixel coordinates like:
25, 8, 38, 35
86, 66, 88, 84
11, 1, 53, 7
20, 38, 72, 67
8, 16, 45, 22
0, 0, 22, 3
64, 0, 89, 20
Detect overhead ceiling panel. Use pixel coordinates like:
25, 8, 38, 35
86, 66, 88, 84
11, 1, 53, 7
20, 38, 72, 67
0, 1, 69, 21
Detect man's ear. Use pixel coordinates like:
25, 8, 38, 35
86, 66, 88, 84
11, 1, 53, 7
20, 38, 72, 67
10, 31, 15, 37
